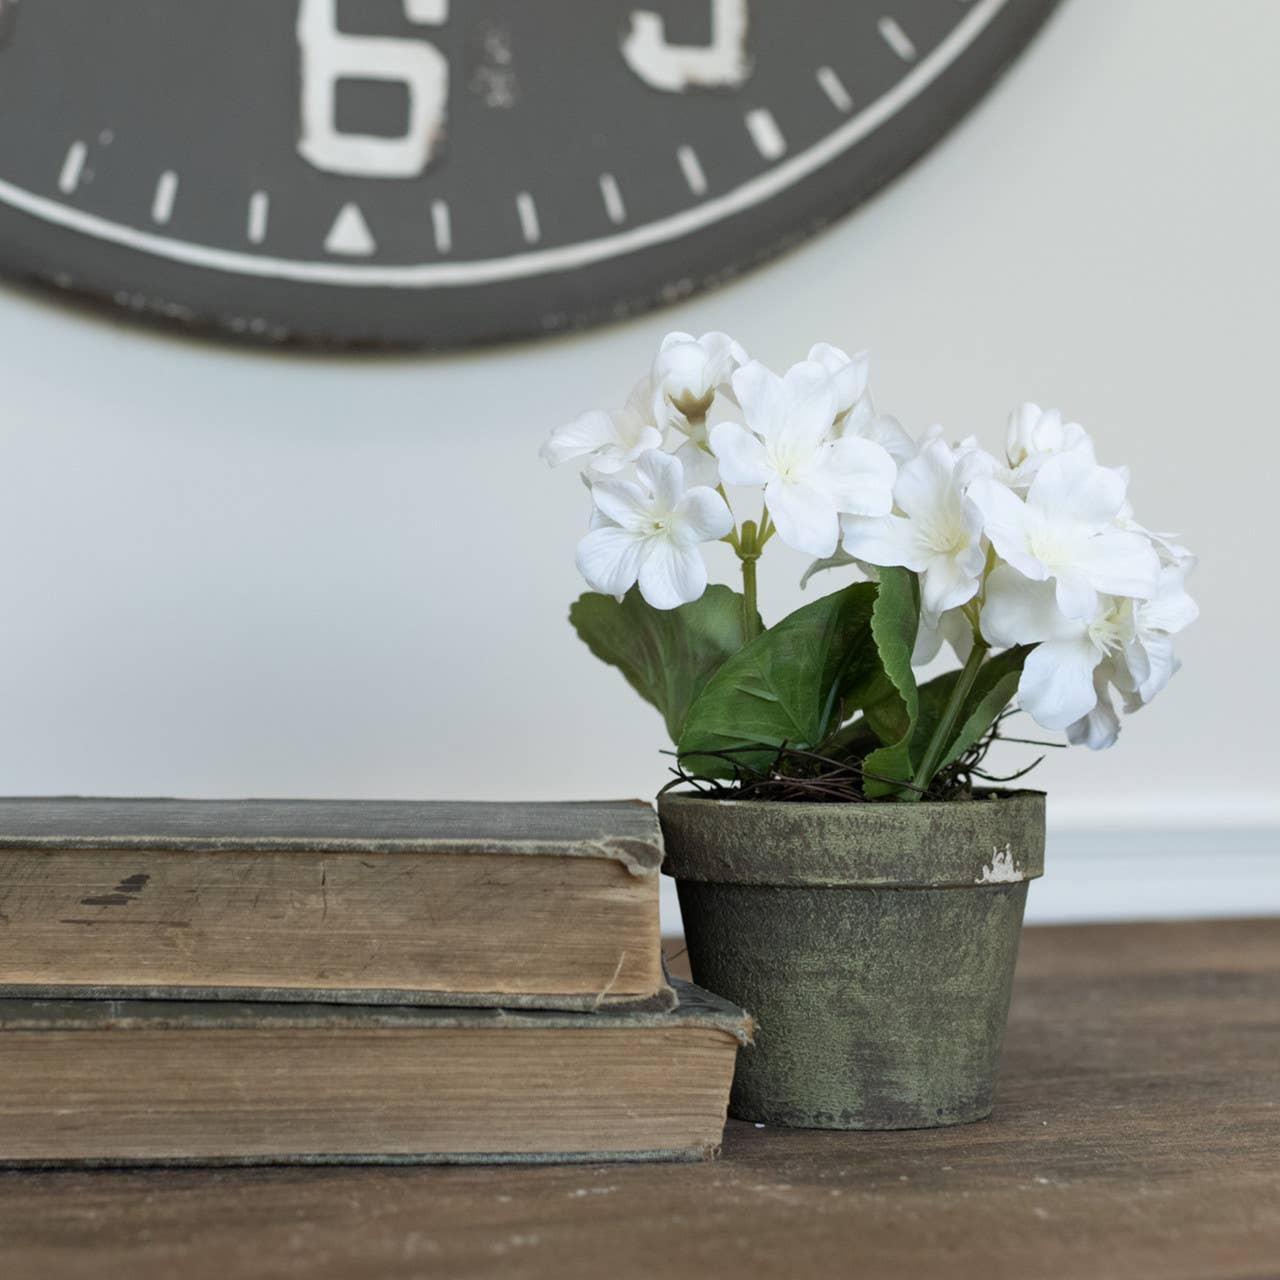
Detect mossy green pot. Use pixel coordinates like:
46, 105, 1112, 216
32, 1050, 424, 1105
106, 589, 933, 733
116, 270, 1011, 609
658, 790, 1045, 1130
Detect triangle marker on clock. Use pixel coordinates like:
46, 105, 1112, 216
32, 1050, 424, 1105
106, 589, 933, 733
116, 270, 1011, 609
324, 203, 376, 257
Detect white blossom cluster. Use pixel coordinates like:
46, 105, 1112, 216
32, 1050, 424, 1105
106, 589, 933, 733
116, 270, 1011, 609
542, 333, 1196, 750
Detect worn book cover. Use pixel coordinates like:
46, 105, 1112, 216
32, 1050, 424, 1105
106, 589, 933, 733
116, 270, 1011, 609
0, 979, 751, 1166
0, 797, 671, 1009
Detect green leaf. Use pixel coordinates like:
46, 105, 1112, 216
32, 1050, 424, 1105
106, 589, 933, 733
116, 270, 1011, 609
912, 644, 1034, 780
678, 582, 881, 777
860, 567, 922, 798
569, 585, 757, 744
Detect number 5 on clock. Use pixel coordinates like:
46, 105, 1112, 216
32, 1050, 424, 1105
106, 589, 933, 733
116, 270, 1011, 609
622, 0, 752, 94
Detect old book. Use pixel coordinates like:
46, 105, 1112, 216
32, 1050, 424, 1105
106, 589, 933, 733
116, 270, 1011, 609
0, 797, 670, 1009
0, 980, 750, 1166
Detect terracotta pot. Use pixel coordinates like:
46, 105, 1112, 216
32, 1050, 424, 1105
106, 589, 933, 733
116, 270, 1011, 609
658, 790, 1045, 1130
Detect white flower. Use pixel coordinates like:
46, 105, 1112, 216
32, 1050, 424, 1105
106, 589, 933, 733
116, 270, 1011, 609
1065, 665, 1123, 750
1115, 560, 1199, 704
541, 379, 662, 474
841, 439, 986, 623
575, 450, 733, 610
846, 413, 917, 465
968, 450, 1159, 621
806, 343, 869, 421
1005, 403, 1095, 482
710, 360, 897, 557
953, 437, 1007, 488
1116, 506, 1195, 568
953, 407, 1096, 495
983, 549, 1196, 748
1087, 562, 1197, 747
651, 331, 746, 431
807, 343, 917, 463
981, 566, 1135, 733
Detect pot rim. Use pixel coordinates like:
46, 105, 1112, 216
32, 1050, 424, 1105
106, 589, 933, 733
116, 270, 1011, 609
657, 788, 1045, 888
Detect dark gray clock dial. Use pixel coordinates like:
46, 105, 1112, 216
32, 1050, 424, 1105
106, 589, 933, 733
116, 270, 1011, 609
0, 0, 1059, 347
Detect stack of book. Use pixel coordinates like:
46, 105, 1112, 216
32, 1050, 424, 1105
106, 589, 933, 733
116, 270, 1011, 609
0, 797, 749, 1165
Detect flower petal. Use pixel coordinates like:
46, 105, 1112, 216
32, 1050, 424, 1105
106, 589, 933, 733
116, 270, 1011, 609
1076, 529, 1160, 600
1027, 451, 1127, 531
1127, 632, 1178, 703
968, 477, 1044, 580
839, 513, 928, 571
807, 343, 869, 412
636, 539, 708, 610
589, 476, 653, 532
540, 410, 620, 467
893, 438, 956, 521
635, 449, 684, 512
731, 361, 789, 438
981, 564, 1085, 647
1052, 568, 1100, 623
1005, 402, 1046, 467
912, 607, 976, 667
710, 421, 772, 486
674, 486, 734, 543
575, 526, 643, 597
767, 477, 840, 557
1142, 565, 1199, 634
820, 436, 897, 516
919, 550, 982, 621
673, 441, 720, 491
911, 617, 944, 665
777, 375, 839, 457
1018, 635, 1105, 730
1065, 670, 1121, 749
846, 413, 916, 464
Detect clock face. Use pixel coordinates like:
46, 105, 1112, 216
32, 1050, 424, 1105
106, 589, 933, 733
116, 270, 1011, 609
0, 0, 1058, 347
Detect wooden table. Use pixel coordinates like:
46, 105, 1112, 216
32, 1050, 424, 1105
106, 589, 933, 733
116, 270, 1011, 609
1, 919, 1277, 1279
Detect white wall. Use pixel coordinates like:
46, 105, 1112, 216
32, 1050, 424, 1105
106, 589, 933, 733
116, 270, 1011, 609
1, 1, 1276, 922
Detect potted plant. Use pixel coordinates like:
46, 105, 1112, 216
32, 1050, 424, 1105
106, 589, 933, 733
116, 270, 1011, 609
542, 332, 1197, 1130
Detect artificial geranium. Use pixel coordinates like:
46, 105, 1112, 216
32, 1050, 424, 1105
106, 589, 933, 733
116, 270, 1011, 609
542, 334, 1197, 799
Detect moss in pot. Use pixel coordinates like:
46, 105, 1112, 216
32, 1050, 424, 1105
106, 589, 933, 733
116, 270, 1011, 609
544, 332, 1198, 1129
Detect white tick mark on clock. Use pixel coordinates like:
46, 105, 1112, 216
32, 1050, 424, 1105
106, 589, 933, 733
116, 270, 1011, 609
247, 192, 270, 245
816, 66, 853, 113
677, 145, 708, 197
516, 191, 541, 245
745, 108, 786, 161
324, 202, 376, 256
151, 171, 178, 225
58, 141, 87, 195
431, 199, 452, 254
878, 16, 918, 62
599, 173, 627, 225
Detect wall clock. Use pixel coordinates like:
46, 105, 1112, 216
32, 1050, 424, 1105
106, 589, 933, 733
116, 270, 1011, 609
0, 0, 1060, 347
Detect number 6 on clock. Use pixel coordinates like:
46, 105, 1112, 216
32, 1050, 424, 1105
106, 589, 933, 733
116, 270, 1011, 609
297, 0, 449, 179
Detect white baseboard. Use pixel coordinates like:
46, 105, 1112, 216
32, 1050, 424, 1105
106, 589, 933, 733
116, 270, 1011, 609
658, 824, 1280, 933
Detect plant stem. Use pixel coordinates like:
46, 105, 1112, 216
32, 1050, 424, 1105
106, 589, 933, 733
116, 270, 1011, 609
910, 636, 990, 797
738, 518, 760, 640
741, 555, 759, 640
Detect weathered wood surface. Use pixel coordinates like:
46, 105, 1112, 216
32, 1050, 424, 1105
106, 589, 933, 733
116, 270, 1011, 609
1, 919, 1277, 1279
